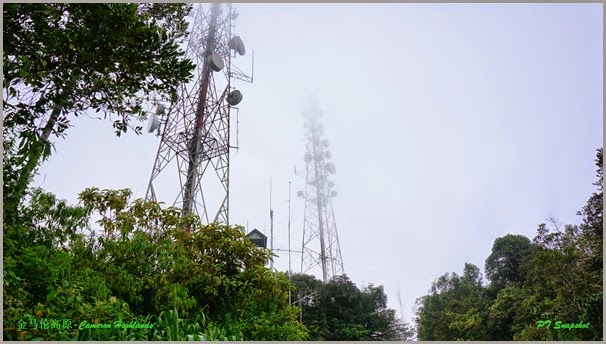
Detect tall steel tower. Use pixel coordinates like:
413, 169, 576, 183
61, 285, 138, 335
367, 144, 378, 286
145, 3, 251, 227
297, 100, 344, 282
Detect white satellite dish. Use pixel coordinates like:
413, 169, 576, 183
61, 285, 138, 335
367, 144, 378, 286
229, 35, 246, 56
209, 53, 224, 72
227, 90, 243, 106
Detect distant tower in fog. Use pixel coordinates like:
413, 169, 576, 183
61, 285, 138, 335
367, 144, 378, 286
297, 99, 344, 283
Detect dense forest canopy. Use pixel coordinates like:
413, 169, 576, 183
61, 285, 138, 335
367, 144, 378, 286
289, 273, 414, 341
3, 187, 309, 340
3, 185, 408, 340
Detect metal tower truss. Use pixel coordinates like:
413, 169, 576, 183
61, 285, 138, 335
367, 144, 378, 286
145, 3, 251, 227
298, 101, 344, 283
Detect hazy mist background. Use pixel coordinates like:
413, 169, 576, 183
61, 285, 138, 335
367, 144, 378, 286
33, 3, 602, 324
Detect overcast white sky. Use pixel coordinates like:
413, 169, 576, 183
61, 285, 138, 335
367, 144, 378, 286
33, 3, 602, 325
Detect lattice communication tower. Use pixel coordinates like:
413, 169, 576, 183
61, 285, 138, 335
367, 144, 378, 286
145, 3, 252, 227
297, 101, 344, 282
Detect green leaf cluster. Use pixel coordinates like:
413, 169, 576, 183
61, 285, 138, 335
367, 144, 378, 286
3, 187, 307, 341
3, 3, 196, 215
289, 273, 414, 341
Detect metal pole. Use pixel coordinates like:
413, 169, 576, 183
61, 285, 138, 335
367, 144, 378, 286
294, 291, 317, 323
288, 181, 292, 304
270, 176, 274, 270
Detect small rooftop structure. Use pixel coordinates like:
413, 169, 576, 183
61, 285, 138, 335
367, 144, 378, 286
246, 228, 267, 249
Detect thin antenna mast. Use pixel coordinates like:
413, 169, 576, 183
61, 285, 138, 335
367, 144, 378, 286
288, 181, 292, 304
270, 176, 274, 270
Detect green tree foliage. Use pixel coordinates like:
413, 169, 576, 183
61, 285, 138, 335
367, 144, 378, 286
515, 149, 603, 341
577, 148, 603, 297
415, 263, 491, 340
485, 234, 534, 290
3, 3, 195, 213
415, 148, 603, 341
517, 220, 602, 341
290, 273, 413, 340
486, 284, 529, 340
3, 187, 307, 340
577, 147, 603, 340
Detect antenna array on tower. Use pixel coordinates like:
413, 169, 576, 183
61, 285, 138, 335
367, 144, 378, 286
145, 3, 252, 228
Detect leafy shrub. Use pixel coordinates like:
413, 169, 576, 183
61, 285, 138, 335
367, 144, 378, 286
4, 187, 306, 340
